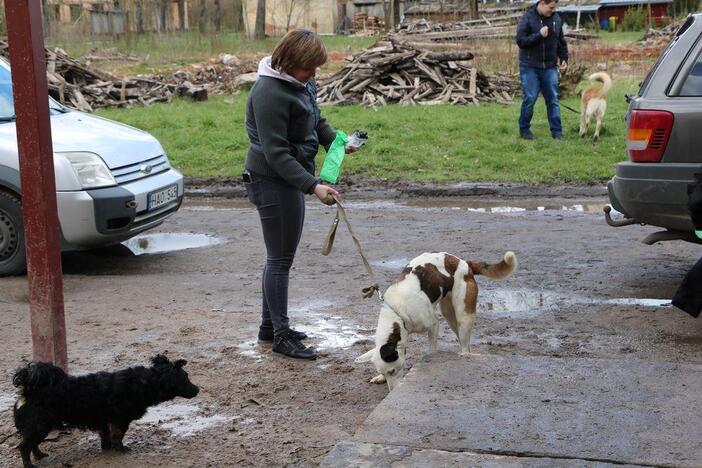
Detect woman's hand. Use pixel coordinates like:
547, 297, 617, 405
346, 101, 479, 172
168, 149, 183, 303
314, 184, 340, 205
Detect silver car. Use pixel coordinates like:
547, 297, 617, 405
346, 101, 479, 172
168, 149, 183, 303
0, 58, 184, 275
607, 13, 702, 244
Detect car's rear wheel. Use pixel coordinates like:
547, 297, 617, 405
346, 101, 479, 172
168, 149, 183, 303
0, 190, 26, 276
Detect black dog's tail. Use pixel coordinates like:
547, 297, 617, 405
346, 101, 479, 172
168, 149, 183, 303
13, 362, 68, 396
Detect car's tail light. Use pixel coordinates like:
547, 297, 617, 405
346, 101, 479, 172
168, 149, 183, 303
627, 110, 674, 162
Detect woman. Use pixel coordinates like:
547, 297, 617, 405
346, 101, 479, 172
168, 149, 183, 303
243, 29, 343, 360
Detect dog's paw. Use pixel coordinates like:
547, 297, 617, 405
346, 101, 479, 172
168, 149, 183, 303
33, 449, 48, 459
115, 445, 132, 453
369, 374, 386, 384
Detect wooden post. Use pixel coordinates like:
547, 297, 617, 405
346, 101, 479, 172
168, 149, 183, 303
4, 0, 67, 370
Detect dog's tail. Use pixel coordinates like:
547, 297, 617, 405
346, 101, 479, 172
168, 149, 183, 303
12, 362, 68, 396
588, 72, 612, 97
469, 251, 517, 280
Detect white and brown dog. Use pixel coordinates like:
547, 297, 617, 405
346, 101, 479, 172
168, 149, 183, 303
355, 251, 517, 390
579, 71, 612, 142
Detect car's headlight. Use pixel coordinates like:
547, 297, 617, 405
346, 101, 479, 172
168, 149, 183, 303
58, 152, 116, 189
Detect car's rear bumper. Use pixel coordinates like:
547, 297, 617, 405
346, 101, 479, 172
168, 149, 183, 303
608, 161, 701, 232
56, 168, 184, 248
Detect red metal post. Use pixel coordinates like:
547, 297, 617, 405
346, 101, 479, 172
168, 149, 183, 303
5, 1, 67, 369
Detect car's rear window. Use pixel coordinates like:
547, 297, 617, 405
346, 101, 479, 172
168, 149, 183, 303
641, 16, 696, 95
680, 49, 702, 96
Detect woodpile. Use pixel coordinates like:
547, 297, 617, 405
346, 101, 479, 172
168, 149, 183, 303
642, 22, 678, 48
353, 12, 385, 33
395, 17, 594, 43
317, 41, 520, 106
0, 39, 256, 112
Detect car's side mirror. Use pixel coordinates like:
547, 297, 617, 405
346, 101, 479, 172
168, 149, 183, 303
624, 93, 634, 103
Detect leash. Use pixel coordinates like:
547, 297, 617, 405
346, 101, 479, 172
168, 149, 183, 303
322, 194, 382, 301
561, 103, 580, 114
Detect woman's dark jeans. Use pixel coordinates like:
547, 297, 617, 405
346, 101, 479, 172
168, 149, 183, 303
246, 176, 305, 336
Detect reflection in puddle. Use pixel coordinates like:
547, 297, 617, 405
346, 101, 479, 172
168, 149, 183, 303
371, 258, 410, 270
137, 403, 228, 437
238, 340, 265, 361
0, 393, 15, 412
290, 299, 336, 314
123, 233, 224, 255
480, 288, 671, 317
304, 315, 370, 350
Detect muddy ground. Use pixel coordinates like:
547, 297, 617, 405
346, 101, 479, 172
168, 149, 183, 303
1, 187, 701, 467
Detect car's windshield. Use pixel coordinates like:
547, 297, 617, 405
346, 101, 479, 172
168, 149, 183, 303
0, 64, 66, 120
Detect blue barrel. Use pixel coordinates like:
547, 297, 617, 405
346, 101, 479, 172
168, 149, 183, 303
600, 18, 609, 30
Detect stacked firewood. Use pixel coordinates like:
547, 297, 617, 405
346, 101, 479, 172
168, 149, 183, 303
0, 39, 186, 111
317, 41, 520, 106
354, 12, 385, 33
642, 22, 679, 48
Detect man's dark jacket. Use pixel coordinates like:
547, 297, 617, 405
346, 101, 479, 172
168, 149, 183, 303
516, 5, 568, 69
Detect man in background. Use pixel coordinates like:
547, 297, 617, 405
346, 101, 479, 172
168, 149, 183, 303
516, 0, 569, 140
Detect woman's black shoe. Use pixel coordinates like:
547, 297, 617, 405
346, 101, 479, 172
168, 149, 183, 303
258, 328, 307, 342
272, 331, 318, 360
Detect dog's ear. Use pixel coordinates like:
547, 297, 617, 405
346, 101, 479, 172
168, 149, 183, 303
354, 349, 375, 363
151, 354, 170, 366
379, 323, 402, 363
175, 359, 187, 368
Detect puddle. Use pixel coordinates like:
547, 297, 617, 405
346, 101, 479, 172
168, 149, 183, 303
304, 315, 370, 350
237, 340, 265, 361
479, 288, 671, 317
371, 258, 410, 270
0, 393, 15, 412
122, 233, 224, 255
289, 299, 336, 314
137, 403, 228, 437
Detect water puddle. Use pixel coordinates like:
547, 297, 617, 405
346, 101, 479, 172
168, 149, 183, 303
0, 392, 15, 412
480, 288, 671, 317
137, 403, 228, 437
122, 233, 224, 255
304, 315, 371, 350
237, 340, 265, 361
371, 258, 410, 270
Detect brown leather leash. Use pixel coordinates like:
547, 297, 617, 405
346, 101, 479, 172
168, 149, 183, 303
321, 194, 382, 300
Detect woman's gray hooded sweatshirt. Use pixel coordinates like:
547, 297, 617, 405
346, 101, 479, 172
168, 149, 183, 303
244, 56, 337, 194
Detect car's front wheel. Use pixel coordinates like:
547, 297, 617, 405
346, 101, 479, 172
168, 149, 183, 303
0, 190, 26, 276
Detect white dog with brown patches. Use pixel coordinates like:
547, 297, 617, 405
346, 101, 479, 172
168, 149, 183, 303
355, 251, 517, 390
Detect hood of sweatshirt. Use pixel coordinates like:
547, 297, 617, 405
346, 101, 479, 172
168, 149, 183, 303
257, 56, 307, 88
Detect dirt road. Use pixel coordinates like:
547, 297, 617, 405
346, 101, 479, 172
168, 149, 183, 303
1, 192, 700, 467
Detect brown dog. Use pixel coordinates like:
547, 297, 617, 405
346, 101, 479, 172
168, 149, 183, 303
579, 72, 612, 142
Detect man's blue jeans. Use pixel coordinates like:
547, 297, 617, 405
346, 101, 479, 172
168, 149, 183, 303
519, 66, 562, 136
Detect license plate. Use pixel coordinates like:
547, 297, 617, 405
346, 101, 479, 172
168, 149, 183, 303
148, 184, 178, 210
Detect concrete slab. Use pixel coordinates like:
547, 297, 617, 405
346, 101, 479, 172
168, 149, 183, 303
323, 441, 643, 467
329, 353, 702, 467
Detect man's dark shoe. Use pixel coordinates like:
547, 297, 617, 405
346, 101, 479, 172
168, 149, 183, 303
552, 133, 565, 140
272, 331, 318, 360
258, 327, 307, 342
520, 130, 535, 140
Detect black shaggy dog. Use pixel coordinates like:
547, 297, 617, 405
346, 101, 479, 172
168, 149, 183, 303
13, 355, 199, 468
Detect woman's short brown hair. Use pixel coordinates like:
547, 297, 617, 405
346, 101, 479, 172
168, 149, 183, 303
271, 29, 327, 73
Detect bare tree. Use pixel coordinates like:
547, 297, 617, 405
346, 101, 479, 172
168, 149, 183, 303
281, 0, 309, 31
135, 0, 144, 33
41, 0, 51, 36
158, 0, 169, 31
392, 0, 400, 29
177, 0, 186, 31
198, 0, 207, 33
255, 0, 266, 39
233, 0, 245, 31
214, 0, 222, 31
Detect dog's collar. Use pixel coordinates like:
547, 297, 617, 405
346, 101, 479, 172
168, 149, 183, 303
382, 302, 408, 332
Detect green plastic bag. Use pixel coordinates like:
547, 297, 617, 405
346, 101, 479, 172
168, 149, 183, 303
696, 230, 702, 239
319, 130, 348, 184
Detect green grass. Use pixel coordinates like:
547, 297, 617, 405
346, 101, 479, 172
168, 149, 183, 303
96, 78, 640, 184
594, 30, 645, 44
49, 31, 377, 75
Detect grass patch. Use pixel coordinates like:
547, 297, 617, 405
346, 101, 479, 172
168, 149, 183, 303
594, 30, 645, 44
49, 31, 377, 74
96, 77, 640, 184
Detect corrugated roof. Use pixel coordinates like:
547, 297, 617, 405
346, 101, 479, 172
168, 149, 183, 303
558, 5, 600, 12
